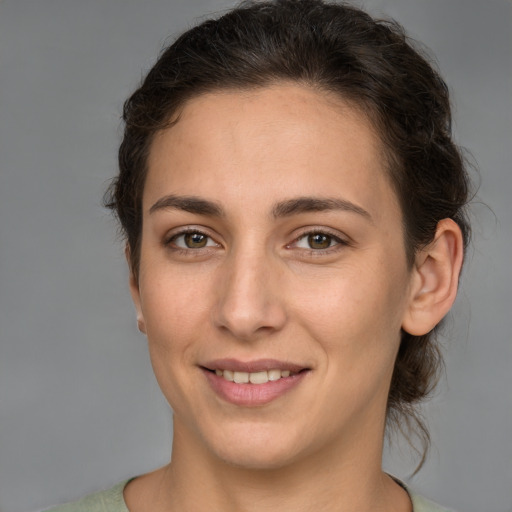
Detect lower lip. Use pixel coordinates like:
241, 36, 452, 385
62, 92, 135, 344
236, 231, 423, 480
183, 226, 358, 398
202, 369, 309, 406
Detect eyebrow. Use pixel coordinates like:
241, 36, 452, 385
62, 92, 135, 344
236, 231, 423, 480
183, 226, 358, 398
271, 196, 373, 222
149, 195, 225, 216
149, 194, 372, 222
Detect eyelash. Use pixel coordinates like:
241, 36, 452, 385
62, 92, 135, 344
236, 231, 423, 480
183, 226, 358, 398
164, 227, 349, 257
165, 228, 220, 255
289, 229, 349, 255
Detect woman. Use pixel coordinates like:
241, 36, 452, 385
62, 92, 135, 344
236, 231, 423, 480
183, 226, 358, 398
48, 0, 470, 510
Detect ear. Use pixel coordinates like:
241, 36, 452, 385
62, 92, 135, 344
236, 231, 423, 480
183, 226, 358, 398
126, 244, 146, 334
402, 219, 464, 336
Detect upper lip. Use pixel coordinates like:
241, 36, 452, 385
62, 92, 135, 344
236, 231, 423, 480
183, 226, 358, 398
201, 358, 308, 373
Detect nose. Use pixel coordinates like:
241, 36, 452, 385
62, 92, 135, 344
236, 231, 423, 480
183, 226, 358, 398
212, 249, 287, 341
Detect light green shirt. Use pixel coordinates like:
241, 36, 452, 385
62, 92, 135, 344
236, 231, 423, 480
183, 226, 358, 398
46, 479, 454, 512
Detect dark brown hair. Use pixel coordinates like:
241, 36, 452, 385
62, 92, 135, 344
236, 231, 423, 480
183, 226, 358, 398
105, 0, 471, 466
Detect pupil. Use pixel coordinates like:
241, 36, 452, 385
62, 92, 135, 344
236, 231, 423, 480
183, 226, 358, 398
308, 233, 331, 249
185, 233, 207, 248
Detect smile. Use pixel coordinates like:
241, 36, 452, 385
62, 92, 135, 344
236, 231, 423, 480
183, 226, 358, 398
213, 369, 294, 384
201, 359, 310, 406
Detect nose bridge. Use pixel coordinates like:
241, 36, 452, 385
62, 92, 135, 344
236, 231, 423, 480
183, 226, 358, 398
213, 240, 286, 339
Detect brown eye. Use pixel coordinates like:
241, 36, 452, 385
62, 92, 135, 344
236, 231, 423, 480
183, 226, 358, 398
169, 231, 218, 250
184, 232, 208, 248
307, 233, 332, 249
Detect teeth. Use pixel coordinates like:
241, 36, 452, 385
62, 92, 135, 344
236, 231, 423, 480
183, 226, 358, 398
268, 369, 281, 381
223, 370, 234, 382
233, 371, 249, 384
215, 369, 295, 384
249, 371, 268, 384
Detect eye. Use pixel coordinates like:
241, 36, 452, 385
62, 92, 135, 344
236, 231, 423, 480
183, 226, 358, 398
168, 230, 219, 249
292, 231, 345, 250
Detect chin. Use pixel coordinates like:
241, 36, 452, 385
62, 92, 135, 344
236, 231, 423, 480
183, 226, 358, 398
216, 447, 299, 471
204, 424, 306, 471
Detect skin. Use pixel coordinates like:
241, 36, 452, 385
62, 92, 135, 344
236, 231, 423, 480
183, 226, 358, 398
125, 83, 463, 512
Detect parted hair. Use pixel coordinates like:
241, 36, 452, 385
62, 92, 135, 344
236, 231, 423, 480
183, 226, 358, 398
105, 0, 471, 467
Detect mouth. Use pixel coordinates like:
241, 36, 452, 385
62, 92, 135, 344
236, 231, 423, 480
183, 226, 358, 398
200, 359, 311, 406
206, 368, 301, 384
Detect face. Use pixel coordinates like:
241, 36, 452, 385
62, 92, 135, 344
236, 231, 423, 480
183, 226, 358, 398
131, 84, 415, 470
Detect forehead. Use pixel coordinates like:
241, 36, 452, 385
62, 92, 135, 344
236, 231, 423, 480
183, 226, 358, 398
145, 84, 400, 223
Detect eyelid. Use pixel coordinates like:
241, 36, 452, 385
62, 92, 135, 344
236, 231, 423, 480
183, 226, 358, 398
287, 227, 351, 251
164, 226, 221, 249
163, 225, 350, 253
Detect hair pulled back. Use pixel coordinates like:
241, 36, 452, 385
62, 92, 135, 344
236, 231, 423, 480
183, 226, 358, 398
105, 0, 471, 465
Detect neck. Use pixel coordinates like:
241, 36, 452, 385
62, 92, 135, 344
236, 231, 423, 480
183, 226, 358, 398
126, 418, 411, 512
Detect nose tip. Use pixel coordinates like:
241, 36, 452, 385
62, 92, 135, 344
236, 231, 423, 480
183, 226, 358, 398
215, 303, 286, 341
212, 259, 287, 341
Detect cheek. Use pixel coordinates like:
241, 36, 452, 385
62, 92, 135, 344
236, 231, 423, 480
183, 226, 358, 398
290, 257, 409, 363
138, 268, 209, 390
139, 257, 210, 338
141, 293, 205, 423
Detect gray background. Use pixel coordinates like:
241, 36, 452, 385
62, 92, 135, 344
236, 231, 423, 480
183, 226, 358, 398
0, 1, 510, 511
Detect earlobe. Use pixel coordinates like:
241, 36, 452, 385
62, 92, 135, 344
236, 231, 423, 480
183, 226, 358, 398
402, 219, 464, 336
125, 244, 146, 335
132, 280, 146, 334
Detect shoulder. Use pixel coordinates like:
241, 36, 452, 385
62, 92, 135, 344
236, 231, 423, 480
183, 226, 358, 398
391, 475, 455, 512
408, 489, 455, 512
43, 478, 455, 512
44, 480, 130, 512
